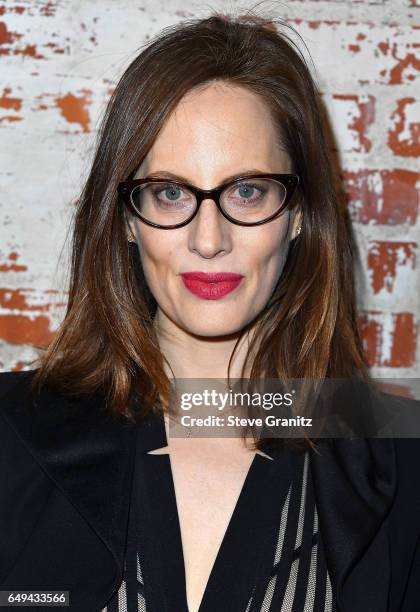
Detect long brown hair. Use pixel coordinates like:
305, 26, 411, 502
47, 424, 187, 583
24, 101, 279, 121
30, 12, 369, 452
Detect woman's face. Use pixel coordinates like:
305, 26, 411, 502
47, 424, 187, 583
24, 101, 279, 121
128, 82, 300, 338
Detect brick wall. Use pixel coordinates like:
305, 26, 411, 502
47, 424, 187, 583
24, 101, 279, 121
0, 0, 418, 378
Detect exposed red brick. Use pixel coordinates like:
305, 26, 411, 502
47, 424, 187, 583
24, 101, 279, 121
307, 19, 340, 29
0, 287, 65, 344
0, 314, 54, 345
333, 94, 375, 152
389, 52, 420, 84
14, 43, 44, 58
0, 20, 45, 58
0, 288, 64, 311
0, 86, 23, 122
11, 361, 29, 372
358, 311, 417, 367
388, 98, 420, 156
55, 90, 92, 133
0, 251, 27, 272
376, 39, 420, 84
343, 169, 419, 225
44, 41, 66, 54
0, 6, 25, 15
0, 20, 21, 48
367, 241, 416, 293
391, 313, 417, 367
0, 87, 22, 110
378, 41, 389, 55
40, 1, 57, 17
0, 115, 22, 123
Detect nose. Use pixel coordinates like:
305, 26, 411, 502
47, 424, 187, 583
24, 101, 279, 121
188, 197, 231, 258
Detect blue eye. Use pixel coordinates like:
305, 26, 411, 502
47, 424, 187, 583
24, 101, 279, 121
162, 185, 182, 200
237, 184, 256, 198
229, 182, 266, 202
151, 184, 190, 204
148, 182, 195, 210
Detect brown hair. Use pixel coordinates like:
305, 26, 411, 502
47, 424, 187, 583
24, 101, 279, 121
30, 12, 369, 452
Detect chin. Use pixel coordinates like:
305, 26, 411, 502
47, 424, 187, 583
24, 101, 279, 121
180, 318, 246, 339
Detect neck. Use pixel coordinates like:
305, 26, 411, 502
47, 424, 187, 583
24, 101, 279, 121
153, 308, 256, 380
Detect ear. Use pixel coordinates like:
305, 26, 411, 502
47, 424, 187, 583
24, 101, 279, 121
124, 211, 137, 241
290, 209, 303, 240
290, 208, 303, 240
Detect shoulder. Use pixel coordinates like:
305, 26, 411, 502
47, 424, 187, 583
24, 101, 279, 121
379, 392, 420, 489
0, 369, 37, 412
0, 369, 36, 401
0, 371, 56, 583
392, 436, 420, 517
380, 395, 420, 610
0, 369, 38, 426
0, 369, 53, 512
379, 391, 420, 482
0, 369, 42, 432
378, 389, 420, 414
375, 393, 420, 532
0, 368, 39, 451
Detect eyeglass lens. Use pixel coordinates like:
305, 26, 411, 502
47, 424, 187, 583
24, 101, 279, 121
130, 178, 288, 226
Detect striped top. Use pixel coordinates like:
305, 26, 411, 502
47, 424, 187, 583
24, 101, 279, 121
101, 420, 336, 612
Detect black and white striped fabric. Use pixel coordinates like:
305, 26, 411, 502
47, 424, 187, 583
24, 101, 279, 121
101, 426, 336, 612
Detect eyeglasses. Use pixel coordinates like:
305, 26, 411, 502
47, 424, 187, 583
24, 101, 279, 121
117, 173, 300, 229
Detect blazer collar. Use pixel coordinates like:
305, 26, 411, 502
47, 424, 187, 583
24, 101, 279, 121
2, 370, 397, 612
310, 436, 396, 611
1, 370, 167, 577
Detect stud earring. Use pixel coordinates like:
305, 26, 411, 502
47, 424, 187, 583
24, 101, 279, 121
295, 225, 302, 237
127, 233, 136, 242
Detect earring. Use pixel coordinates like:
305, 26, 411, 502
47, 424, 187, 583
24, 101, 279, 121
295, 225, 302, 237
127, 232, 136, 242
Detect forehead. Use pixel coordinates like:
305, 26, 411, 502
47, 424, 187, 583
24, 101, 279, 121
136, 82, 290, 181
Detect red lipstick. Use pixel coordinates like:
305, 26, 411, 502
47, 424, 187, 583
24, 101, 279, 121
181, 271, 244, 300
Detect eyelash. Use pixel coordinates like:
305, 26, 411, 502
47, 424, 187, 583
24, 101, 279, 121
151, 181, 266, 194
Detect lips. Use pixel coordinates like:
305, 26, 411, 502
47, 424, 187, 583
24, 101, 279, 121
181, 271, 244, 300
182, 272, 243, 283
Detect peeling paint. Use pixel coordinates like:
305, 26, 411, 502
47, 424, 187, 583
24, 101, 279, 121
0, 87, 22, 110
0, 313, 54, 345
0, 20, 22, 47
388, 98, 420, 156
0, 251, 27, 272
367, 241, 416, 294
333, 94, 375, 152
54, 90, 91, 133
0, 288, 64, 311
344, 169, 419, 225
358, 311, 417, 368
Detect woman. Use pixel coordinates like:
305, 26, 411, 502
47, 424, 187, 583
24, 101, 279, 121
1, 12, 420, 612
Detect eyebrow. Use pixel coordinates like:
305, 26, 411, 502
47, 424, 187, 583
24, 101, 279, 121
143, 169, 274, 185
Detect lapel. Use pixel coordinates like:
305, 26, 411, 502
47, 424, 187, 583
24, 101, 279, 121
0, 370, 156, 610
310, 407, 397, 611
1, 370, 397, 612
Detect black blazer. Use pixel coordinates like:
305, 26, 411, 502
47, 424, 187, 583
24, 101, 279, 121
1, 369, 420, 612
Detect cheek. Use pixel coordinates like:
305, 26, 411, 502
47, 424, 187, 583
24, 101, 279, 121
246, 220, 291, 279
135, 225, 176, 280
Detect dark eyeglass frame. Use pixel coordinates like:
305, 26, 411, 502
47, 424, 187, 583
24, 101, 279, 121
117, 173, 300, 229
